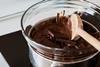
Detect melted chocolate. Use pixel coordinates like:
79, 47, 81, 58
26, 12, 100, 62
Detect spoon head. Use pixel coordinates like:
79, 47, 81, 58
70, 14, 83, 40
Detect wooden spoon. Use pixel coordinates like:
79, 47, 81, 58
70, 14, 100, 51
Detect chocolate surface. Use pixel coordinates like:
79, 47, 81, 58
26, 12, 100, 62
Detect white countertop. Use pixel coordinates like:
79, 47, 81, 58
0, 53, 9, 67
0, 0, 100, 36
0, 0, 41, 36
0, 0, 42, 17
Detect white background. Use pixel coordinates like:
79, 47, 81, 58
0, 0, 41, 36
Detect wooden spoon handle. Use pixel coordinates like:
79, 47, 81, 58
78, 28, 100, 51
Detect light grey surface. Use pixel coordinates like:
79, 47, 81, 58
0, 0, 41, 17
0, 0, 41, 36
0, 53, 9, 67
